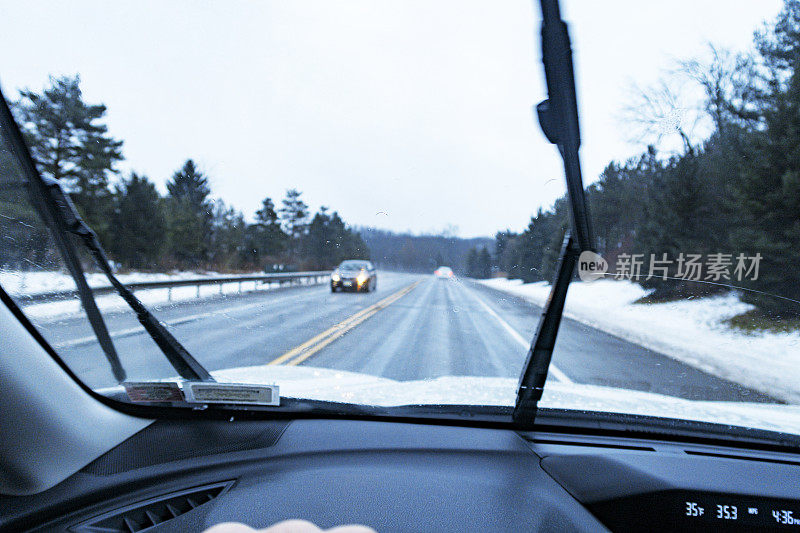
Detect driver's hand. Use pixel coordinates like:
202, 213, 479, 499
203, 520, 377, 533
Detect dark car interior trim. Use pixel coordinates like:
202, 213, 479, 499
3, 418, 800, 532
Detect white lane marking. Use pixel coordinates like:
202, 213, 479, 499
467, 287, 573, 384
53, 297, 304, 349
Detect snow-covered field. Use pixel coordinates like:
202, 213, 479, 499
1, 270, 294, 321
480, 278, 800, 403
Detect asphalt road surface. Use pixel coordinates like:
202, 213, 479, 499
36, 271, 774, 402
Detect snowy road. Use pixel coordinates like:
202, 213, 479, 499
36, 271, 775, 403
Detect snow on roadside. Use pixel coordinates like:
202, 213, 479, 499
1, 270, 288, 321
0, 270, 241, 295
479, 278, 800, 404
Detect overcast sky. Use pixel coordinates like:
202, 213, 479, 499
0, 1, 782, 237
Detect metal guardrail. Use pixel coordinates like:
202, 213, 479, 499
19, 271, 333, 305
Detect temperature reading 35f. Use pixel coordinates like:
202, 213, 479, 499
686, 502, 704, 517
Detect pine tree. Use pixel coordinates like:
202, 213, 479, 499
587, 154, 652, 257
255, 197, 279, 226
516, 212, 550, 283
165, 159, 213, 266
245, 197, 287, 267
279, 189, 309, 262
477, 246, 492, 279
632, 151, 729, 299
728, 0, 800, 316
342, 228, 370, 262
109, 173, 166, 269
209, 200, 247, 270
303, 208, 368, 268
304, 207, 333, 268
465, 248, 478, 278
166, 159, 211, 210
536, 199, 570, 282
12, 75, 123, 245
331, 211, 369, 262
493, 231, 514, 271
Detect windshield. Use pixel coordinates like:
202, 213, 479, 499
2, 0, 800, 441
339, 261, 369, 271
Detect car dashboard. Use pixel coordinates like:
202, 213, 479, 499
2, 417, 799, 532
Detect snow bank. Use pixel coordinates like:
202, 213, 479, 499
1, 270, 290, 321
479, 278, 800, 403
97, 365, 800, 436
0, 270, 247, 295
202, 365, 800, 435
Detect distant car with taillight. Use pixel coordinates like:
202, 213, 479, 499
434, 266, 455, 280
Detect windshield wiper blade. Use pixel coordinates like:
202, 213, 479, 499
0, 85, 213, 383
534, 0, 593, 251
514, 0, 594, 428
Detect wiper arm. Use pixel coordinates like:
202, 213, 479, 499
514, 0, 594, 428
44, 178, 214, 382
0, 85, 213, 383
514, 232, 578, 427
0, 87, 126, 381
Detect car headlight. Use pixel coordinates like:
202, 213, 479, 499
356, 272, 368, 284
331, 273, 340, 281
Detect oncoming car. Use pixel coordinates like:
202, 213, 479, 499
330, 260, 377, 292
434, 266, 454, 280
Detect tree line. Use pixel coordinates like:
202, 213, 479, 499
7, 75, 368, 272
488, 0, 800, 318
357, 226, 493, 274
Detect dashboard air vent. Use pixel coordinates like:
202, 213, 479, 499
70, 480, 234, 532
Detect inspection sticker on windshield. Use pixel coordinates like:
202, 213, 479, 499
185, 383, 280, 406
123, 382, 185, 403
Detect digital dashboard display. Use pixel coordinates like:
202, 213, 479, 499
591, 491, 800, 532
682, 496, 800, 528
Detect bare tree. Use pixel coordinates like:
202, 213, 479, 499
621, 44, 762, 154
680, 44, 762, 131
620, 74, 703, 154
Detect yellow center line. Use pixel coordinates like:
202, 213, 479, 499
267, 280, 422, 366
